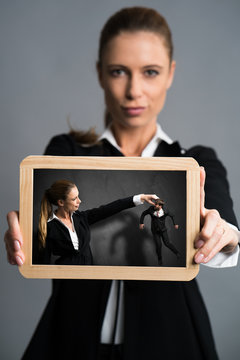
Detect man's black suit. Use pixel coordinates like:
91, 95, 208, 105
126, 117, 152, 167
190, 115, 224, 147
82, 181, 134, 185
42, 197, 135, 265
140, 205, 179, 265
22, 133, 238, 360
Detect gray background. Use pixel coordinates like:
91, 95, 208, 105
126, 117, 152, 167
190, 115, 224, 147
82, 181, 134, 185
1, 0, 239, 358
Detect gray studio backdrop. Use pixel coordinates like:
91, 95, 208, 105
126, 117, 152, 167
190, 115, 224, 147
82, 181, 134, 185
1, 0, 240, 359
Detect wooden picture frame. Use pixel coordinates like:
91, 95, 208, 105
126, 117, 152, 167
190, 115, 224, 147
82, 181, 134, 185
19, 155, 200, 281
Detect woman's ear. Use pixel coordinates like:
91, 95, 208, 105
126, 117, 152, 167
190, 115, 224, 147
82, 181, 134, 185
166, 60, 176, 90
57, 199, 64, 207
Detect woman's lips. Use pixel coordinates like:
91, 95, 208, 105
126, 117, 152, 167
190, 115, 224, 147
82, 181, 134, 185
122, 107, 146, 116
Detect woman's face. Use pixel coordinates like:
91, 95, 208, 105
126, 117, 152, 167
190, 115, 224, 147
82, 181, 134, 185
98, 31, 176, 130
58, 186, 81, 212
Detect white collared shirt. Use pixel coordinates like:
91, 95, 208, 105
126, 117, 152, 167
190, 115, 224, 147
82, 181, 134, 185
99, 123, 175, 156
154, 208, 164, 218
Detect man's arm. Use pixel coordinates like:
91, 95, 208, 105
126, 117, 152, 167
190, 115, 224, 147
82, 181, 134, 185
165, 206, 177, 227
139, 208, 151, 230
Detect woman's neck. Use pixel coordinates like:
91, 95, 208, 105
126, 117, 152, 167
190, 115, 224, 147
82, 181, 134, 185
55, 208, 74, 231
111, 122, 157, 157
55, 208, 71, 221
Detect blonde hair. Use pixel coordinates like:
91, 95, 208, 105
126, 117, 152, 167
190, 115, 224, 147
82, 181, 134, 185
38, 180, 76, 248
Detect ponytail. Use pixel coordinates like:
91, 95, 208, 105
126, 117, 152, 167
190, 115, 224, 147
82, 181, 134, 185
69, 127, 100, 145
38, 191, 53, 248
69, 110, 113, 145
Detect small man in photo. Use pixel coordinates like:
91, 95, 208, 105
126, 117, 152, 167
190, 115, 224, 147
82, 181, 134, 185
139, 198, 180, 266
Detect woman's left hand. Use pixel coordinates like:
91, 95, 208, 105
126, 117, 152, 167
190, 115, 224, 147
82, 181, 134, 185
194, 167, 239, 264
140, 194, 159, 205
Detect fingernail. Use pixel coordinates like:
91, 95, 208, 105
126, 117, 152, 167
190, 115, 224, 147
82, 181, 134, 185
195, 240, 204, 249
14, 240, 21, 251
195, 253, 204, 264
16, 256, 23, 266
203, 256, 209, 263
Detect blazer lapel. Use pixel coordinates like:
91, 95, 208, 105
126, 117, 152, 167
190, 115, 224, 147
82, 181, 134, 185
154, 140, 182, 157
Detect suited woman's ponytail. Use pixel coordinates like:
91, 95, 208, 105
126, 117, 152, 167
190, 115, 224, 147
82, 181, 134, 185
38, 180, 76, 248
38, 191, 53, 249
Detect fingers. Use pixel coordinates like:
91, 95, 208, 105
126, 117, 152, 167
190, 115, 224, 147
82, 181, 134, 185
4, 211, 25, 266
142, 194, 158, 205
194, 209, 221, 263
200, 167, 206, 219
7, 210, 23, 245
194, 167, 239, 264
139, 224, 144, 230
194, 209, 238, 264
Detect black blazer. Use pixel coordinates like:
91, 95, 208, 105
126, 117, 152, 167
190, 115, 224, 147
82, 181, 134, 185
22, 134, 238, 360
140, 205, 176, 233
43, 196, 135, 265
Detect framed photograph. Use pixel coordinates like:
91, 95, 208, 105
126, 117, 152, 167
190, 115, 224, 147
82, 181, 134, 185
19, 156, 200, 281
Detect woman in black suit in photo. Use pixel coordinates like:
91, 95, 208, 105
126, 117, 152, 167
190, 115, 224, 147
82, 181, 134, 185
38, 179, 158, 265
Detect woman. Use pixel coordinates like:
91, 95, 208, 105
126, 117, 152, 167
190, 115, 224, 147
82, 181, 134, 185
38, 179, 157, 265
5, 7, 239, 360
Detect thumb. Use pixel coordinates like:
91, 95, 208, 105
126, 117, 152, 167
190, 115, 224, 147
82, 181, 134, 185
200, 167, 206, 220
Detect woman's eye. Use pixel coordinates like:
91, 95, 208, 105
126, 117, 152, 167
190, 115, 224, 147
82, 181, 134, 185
145, 69, 159, 77
110, 69, 125, 77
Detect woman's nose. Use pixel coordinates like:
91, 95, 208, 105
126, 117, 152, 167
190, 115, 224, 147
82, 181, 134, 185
126, 74, 142, 100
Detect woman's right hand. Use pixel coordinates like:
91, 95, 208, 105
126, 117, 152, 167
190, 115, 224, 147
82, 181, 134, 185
4, 211, 25, 266
140, 194, 159, 205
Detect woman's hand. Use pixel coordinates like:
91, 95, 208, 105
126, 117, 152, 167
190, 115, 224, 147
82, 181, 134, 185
140, 194, 159, 205
4, 211, 25, 266
194, 167, 239, 264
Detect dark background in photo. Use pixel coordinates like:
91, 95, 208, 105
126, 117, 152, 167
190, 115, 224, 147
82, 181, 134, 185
33, 169, 186, 267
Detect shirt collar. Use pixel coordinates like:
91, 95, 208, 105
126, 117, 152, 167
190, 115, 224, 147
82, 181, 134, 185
99, 123, 173, 157
48, 212, 74, 222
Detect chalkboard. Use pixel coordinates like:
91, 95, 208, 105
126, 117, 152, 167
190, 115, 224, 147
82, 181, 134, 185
19, 156, 200, 280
